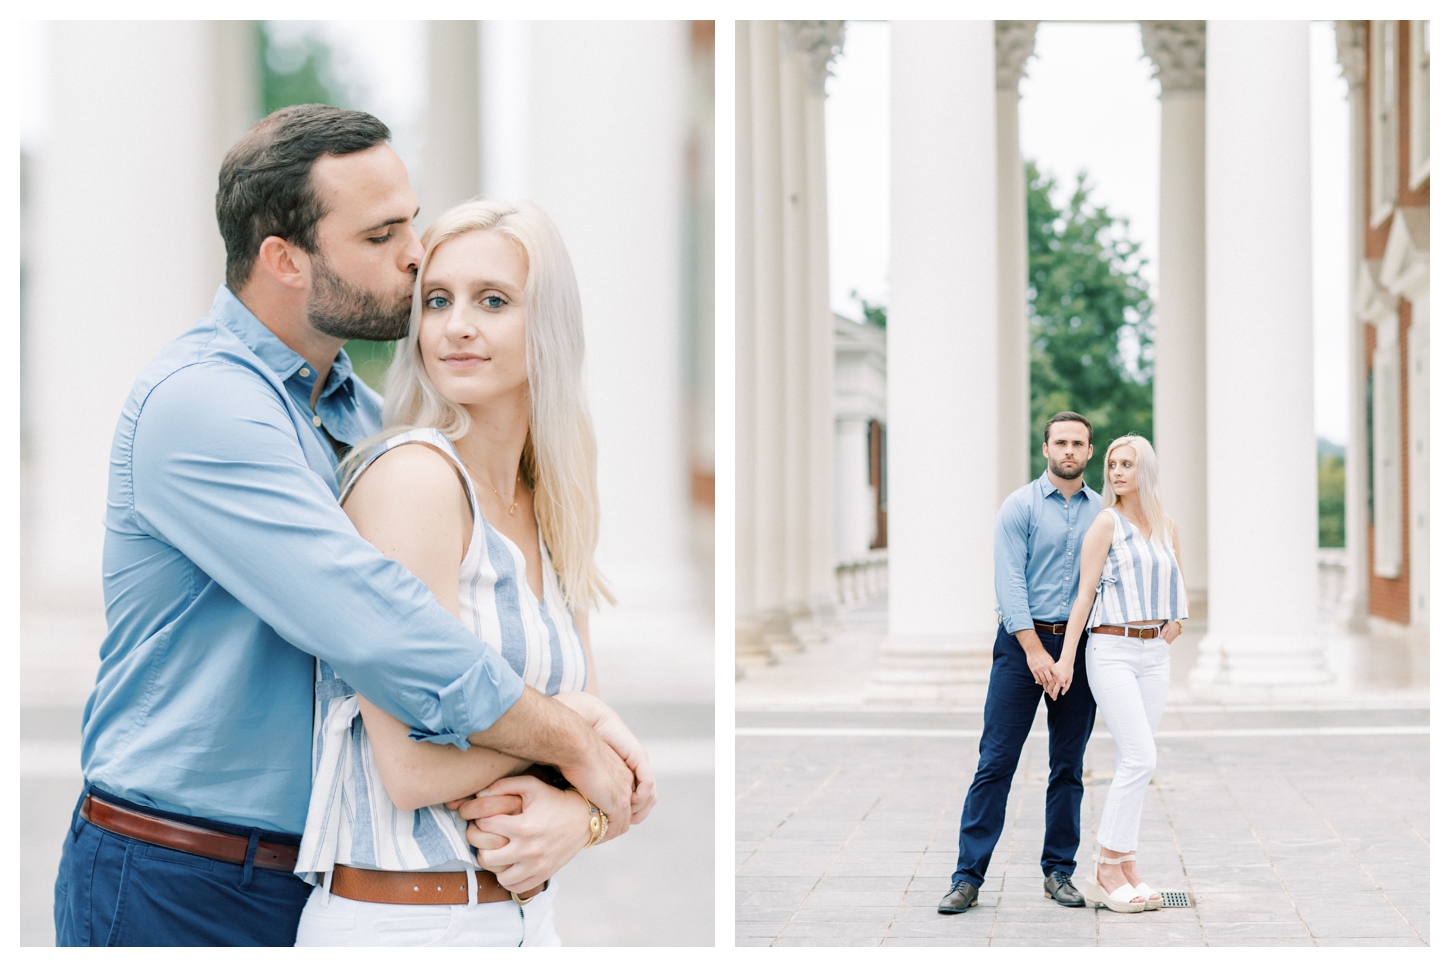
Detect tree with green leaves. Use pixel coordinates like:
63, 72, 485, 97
1025, 160, 1154, 488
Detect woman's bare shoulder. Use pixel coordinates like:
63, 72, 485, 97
344, 441, 466, 508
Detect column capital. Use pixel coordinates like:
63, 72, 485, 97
1140, 20, 1206, 94
995, 20, 1038, 93
781, 20, 845, 95
1333, 20, 1367, 90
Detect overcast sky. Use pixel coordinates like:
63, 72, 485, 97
825, 20, 1352, 444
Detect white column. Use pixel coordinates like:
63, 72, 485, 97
800, 23, 846, 620
749, 21, 794, 646
521, 24, 709, 700
1193, 21, 1330, 691
777, 26, 813, 626
26, 22, 249, 608
1141, 21, 1209, 616
873, 21, 999, 699
735, 22, 766, 662
1334, 20, 1370, 630
995, 21, 1036, 504
421, 21, 481, 227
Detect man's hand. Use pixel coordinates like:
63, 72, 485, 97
552, 691, 657, 824
1016, 630, 1062, 696
466, 687, 634, 837
462, 775, 593, 893
556, 731, 634, 842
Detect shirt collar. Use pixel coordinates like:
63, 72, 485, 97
210, 284, 356, 397
1036, 470, 1098, 503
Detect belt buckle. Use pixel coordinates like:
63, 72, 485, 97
510, 890, 534, 906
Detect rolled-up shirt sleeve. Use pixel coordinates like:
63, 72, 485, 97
127, 361, 524, 748
994, 492, 1034, 634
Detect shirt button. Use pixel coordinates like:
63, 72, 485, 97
299, 367, 311, 378
312, 415, 323, 427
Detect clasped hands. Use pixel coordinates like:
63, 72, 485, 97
444, 692, 656, 894
1027, 646, 1075, 700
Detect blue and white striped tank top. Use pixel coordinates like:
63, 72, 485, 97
295, 428, 588, 884
1088, 509, 1189, 627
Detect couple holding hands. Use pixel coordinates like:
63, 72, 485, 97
940, 411, 1189, 916
54, 105, 651, 946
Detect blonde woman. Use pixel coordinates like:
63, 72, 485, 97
293, 199, 655, 946
1053, 435, 1187, 914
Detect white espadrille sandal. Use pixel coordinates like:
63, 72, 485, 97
1078, 853, 1147, 914
1118, 852, 1161, 910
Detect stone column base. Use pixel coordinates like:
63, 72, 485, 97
1189, 633, 1335, 697
865, 632, 995, 705
734, 618, 775, 678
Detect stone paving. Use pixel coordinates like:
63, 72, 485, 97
736, 599, 1432, 947
736, 706, 1429, 946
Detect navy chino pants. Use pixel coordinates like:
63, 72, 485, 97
54, 786, 312, 946
953, 624, 1096, 888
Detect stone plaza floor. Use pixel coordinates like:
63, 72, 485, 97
736, 600, 1432, 947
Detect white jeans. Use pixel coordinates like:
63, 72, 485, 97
294, 879, 562, 947
1085, 631, 1170, 853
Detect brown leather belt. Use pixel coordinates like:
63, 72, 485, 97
329, 864, 547, 905
80, 794, 299, 872
1033, 621, 1069, 635
1091, 623, 1166, 639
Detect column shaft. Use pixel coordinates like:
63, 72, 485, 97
735, 21, 763, 654
804, 74, 838, 617
749, 21, 791, 639
778, 38, 812, 620
1196, 20, 1329, 690
422, 21, 481, 226
1154, 91, 1208, 610
875, 20, 999, 698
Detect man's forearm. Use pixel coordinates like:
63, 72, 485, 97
468, 686, 594, 767
1014, 628, 1046, 656
468, 685, 634, 836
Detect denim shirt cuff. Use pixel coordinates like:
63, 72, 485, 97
407, 650, 526, 751
1001, 613, 1033, 635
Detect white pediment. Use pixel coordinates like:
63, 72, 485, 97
1378, 207, 1429, 301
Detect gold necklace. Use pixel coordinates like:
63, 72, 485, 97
463, 459, 521, 516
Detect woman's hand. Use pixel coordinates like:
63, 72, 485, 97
1162, 620, 1183, 645
552, 691, 657, 824
1051, 657, 1075, 698
464, 775, 592, 893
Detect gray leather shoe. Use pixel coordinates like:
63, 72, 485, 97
1044, 871, 1086, 906
937, 881, 979, 914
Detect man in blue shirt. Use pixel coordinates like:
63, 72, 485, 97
53, 105, 635, 946
938, 412, 1102, 914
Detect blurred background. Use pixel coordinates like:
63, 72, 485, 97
17, 19, 714, 946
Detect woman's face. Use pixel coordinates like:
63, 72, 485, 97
417, 229, 529, 409
1106, 445, 1139, 496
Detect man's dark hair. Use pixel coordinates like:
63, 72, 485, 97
1043, 411, 1093, 444
217, 104, 391, 291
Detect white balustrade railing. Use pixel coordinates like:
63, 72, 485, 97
835, 550, 889, 606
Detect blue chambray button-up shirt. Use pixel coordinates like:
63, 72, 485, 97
83, 285, 526, 833
994, 472, 1103, 634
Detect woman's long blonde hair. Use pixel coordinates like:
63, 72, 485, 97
341, 198, 612, 611
1101, 434, 1172, 547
